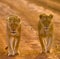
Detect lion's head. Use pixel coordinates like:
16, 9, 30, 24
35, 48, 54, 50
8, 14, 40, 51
7, 15, 20, 33
39, 14, 53, 28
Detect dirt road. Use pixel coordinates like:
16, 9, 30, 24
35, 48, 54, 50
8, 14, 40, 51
0, 0, 60, 59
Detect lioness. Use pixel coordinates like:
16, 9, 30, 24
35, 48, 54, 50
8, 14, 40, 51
38, 14, 53, 53
6, 15, 21, 56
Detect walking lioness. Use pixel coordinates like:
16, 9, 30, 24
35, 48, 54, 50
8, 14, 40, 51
38, 14, 53, 53
6, 15, 21, 56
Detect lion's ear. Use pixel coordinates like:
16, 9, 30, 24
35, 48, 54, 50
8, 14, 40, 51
49, 14, 53, 19
39, 14, 43, 19
7, 17, 10, 22
7, 16, 13, 22
39, 14, 47, 19
17, 16, 20, 22
18, 18, 20, 22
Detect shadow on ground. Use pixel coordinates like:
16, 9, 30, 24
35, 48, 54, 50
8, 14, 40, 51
0, 55, 16, 59
35, 53, 48, 59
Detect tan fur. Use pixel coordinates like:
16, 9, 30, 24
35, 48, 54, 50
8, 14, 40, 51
6, 16, 21, 56
38, 14, 53, 53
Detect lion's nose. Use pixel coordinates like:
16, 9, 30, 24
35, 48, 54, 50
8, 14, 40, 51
11, 29, 16, 33
44, 26, 48, 29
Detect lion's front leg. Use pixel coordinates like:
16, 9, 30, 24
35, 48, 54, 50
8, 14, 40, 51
38, 33, 46, 53
7, 36, 14, 56
13, 36, 20, 55
46, 27, 53, 53
46, 35, 53, 53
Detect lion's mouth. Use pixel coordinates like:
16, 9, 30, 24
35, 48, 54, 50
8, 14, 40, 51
11, 31, 16, 33
10, 31, 16, 36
